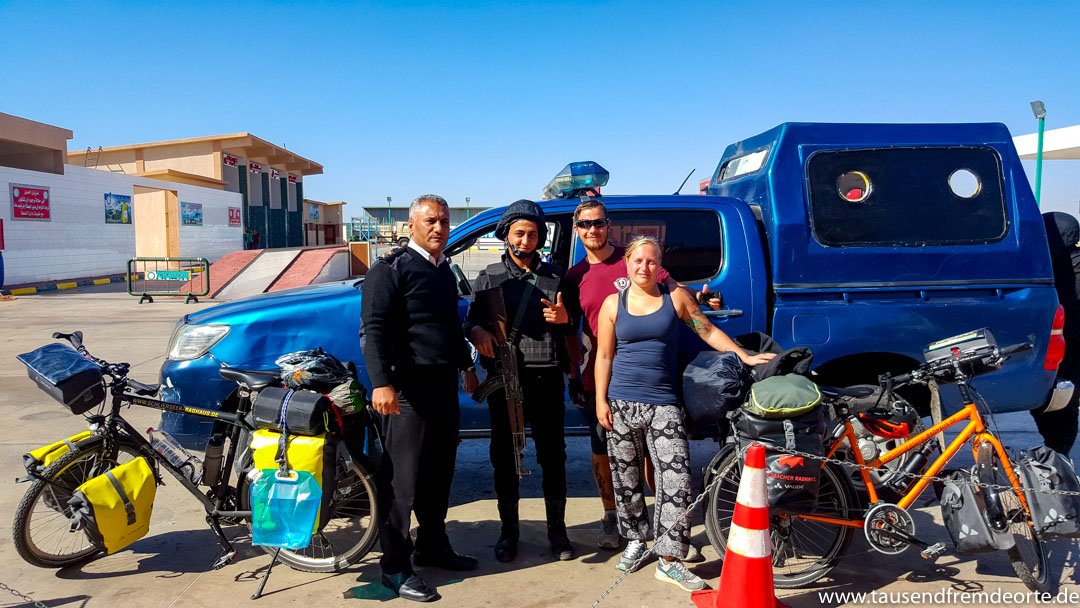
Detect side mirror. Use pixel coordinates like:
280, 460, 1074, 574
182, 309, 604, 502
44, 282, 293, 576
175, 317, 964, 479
450, 264, 472, 297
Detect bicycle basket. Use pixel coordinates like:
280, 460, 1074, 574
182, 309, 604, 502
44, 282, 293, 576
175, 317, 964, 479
16, 343, 105, 414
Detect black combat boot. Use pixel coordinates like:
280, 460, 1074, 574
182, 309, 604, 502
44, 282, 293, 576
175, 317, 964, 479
545, 498, 574, 561
494, 501, 519, 562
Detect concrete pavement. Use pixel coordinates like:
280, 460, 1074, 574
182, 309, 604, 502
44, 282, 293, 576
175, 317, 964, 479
0, 284, 1077, 607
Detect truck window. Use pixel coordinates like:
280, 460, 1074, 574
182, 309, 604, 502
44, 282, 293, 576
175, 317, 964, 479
807, 147, 1007, 247
607, 210, 722, 282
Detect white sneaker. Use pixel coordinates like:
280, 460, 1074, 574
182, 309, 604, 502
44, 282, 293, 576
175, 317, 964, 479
655, 560, 709, 591
617, 539, 648, 572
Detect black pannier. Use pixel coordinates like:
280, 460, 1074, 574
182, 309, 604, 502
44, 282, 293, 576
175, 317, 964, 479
16, 343, 105, 415
1017, 445, 1080, 540
732, 406, 828, 514
682, 351, 752, 430
939, 468, 1015, 554
252, 387, 332, 436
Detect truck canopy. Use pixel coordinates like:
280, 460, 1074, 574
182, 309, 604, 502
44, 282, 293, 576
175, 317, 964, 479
709, 123, 1053, 290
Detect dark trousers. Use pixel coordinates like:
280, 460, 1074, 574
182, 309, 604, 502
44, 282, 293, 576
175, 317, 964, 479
488, 367, 567, 529
1031, 382, 1080, 456
375, 367, 461, 575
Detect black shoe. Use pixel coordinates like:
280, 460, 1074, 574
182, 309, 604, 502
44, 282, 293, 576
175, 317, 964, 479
494, 534, 518, 563
549, 533, 575, 561
413, 548, 479, 571
382, 572, 440, 603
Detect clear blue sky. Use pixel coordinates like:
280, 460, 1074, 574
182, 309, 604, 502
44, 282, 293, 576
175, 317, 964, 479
3, 1, 1079, 218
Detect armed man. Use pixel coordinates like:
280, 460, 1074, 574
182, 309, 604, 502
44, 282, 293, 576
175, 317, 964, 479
464, 200, 577, 563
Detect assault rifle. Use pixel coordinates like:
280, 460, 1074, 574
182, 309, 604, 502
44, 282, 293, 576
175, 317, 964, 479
471, 287, 530, 478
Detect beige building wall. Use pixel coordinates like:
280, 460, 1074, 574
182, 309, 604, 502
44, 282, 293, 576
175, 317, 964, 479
143, 141, 217, 177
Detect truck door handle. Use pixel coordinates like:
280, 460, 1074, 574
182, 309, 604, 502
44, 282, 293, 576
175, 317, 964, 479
703, 308, 743, 319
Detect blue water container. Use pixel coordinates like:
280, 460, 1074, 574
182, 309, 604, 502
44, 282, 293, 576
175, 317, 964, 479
249, 469, 322, 549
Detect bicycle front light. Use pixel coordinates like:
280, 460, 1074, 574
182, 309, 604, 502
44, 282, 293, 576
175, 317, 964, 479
167, 324, 230, 360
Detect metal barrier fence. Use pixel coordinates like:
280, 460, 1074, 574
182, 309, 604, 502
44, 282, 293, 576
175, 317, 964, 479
127, 257, 210, 304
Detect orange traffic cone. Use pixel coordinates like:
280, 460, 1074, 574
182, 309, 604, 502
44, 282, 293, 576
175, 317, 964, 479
691, 443, 788, 608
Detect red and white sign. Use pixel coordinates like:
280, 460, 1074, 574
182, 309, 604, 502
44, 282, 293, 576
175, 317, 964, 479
228, 207, 242, 227
287, 175, 298, 184
271, 169, 280, 180
223, 153, 239, 167
10, 184, 51, 221
249, 162, 263, 173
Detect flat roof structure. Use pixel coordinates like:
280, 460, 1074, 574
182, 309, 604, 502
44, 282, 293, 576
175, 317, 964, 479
68, 133, 323, 190
1014, 125, 1080, 160
0, 112, 74, 174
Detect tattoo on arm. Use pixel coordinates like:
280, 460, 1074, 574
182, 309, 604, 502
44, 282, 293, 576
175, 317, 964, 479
684, 308, 711, 337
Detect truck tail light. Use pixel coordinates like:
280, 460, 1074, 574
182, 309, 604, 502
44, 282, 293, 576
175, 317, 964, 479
1045, 305, 1066, 371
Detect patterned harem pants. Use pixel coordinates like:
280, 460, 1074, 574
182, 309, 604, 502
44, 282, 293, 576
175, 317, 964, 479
606, 399, 692, 559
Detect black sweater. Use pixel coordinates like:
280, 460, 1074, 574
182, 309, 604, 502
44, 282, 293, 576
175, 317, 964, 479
360, 248, 471, 388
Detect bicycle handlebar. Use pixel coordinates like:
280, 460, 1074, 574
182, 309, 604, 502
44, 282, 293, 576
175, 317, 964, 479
886, 341, 1032, 387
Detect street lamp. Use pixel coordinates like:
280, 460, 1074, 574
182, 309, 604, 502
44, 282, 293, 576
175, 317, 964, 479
1031, 100, 1046, 206
465, 196, 471, 220
386, 196, 392, 225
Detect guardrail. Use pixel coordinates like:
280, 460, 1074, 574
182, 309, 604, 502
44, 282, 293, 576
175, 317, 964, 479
127, 257, 210, 304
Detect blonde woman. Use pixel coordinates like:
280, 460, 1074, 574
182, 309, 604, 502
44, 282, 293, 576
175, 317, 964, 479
594, 236, 774, 591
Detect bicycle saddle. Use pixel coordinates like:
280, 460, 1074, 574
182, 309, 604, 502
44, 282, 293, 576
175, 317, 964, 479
819, 385, 876, 399
219, 368, 280, 390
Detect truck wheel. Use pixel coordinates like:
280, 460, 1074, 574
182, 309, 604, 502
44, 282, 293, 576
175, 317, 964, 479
396, 237, 409, 247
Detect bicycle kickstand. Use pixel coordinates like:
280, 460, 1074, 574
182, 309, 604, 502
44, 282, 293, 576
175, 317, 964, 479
251, 548, 281, 600
206, 514, 237, 569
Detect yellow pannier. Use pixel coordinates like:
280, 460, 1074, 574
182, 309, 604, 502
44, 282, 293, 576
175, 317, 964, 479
68, 456, 157, 554
23, 431, 93, 474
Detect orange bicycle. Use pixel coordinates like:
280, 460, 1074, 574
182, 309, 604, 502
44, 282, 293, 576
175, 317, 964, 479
704, 329, 1052, 592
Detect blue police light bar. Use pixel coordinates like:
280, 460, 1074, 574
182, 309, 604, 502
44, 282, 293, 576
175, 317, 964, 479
541, 161, 610, 200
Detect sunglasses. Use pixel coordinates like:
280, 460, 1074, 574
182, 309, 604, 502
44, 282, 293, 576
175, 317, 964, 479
574, 219, 609, 229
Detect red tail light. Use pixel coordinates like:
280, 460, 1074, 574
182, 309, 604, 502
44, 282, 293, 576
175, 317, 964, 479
1045, 305, 1066, 371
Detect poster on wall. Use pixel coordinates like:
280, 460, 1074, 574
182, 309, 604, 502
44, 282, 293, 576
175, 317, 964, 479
10, 184, 51, 221
181, 202, 204, 226
104, 193, 132, 224
228, 207, 242, 227
308, 205, 320, 222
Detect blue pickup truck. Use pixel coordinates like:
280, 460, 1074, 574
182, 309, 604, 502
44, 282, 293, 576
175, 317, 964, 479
159, 122, 1064, 447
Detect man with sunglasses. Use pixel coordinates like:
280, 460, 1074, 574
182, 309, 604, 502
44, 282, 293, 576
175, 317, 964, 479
564, 200, 719, 552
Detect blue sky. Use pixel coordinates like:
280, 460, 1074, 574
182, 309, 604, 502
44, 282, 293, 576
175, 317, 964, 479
3, 1, 1079, 218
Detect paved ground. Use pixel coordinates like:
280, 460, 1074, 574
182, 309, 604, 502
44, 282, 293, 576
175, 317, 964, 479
0, 284, 1078, 607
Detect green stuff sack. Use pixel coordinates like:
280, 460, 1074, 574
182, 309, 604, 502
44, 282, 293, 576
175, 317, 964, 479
68, 456, 157, 554
250, 429, 336, 534
23, 430, 93, 475
743, 374, 822, 419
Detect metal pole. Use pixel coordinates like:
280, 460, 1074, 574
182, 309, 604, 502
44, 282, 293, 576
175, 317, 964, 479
1035, 116, 1046, 206
466, 196, 471, 220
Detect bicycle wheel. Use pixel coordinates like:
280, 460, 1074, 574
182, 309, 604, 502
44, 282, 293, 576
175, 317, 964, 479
240, 439, 380, 573
704, 448, 858, 588
976, 445, 1052, 593
12, 437, 144, 568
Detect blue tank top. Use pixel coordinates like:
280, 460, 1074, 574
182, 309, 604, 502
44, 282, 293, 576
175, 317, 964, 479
608, 284, 681, 405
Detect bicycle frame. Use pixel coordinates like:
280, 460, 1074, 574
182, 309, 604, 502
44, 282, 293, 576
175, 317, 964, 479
799, 398, 1031, 530
99, 385, 255, 522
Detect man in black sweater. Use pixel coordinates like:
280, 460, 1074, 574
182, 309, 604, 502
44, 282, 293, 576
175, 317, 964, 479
361, 194, 478, 603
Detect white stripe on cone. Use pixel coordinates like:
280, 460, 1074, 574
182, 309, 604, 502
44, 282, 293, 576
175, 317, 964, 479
736, 462, 768, 509
726, 522, 772, 559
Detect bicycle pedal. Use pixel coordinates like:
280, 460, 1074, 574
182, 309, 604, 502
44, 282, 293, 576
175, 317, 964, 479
212, 551, 237, 570
920, 542, 946, 561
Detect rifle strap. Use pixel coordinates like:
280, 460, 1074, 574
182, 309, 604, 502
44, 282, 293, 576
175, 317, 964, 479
507, 276, 536, 345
